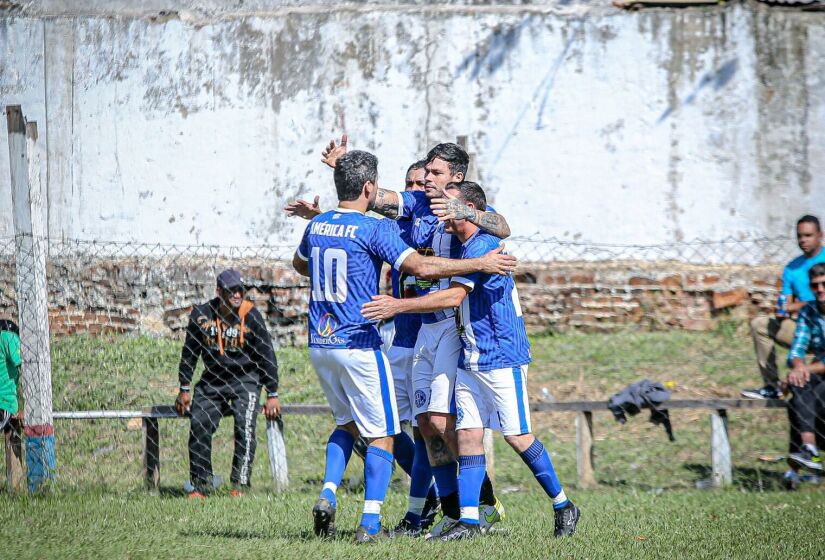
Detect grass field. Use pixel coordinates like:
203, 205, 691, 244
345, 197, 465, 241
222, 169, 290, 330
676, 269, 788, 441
2, 325, 824, 558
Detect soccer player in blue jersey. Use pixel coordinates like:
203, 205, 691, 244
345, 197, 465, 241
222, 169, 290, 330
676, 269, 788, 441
289, 138, 510, 536
362, 181, 581, 541
291, 151, 517, 542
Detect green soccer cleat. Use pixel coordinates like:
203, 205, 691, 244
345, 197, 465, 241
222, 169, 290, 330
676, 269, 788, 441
424, 516, 458, 540
439, 521, 481, 542
355, 526, 390, 544
480, 497, 506, 534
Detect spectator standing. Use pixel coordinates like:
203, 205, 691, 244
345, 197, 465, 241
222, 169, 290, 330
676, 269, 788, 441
0, 319, 21, 432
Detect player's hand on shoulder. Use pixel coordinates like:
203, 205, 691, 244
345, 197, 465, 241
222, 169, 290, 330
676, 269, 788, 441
361, 295, 401, 321
321, 133, 348, 168
285, 195, 322, 219
479, 244, 517, 275
262, 396, 282, 420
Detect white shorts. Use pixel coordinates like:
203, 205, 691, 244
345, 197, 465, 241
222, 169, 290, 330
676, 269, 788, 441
455, 364, 532, 436
411, 318, 461, 417
309, 347, 400, 439
387, 345, 415, 425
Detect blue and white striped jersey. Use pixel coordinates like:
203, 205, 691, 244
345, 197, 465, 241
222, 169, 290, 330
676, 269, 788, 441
390, 218, 423, 349
452, 231, 532, 371
398, 190, 495, 325
298, 208, 415, 350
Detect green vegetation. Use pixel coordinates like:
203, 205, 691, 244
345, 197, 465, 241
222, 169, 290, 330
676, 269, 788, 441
1, 328, 821, 558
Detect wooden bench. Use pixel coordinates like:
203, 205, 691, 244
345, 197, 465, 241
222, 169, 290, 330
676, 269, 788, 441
38, 399, 787, 491
530, 398, 788, 488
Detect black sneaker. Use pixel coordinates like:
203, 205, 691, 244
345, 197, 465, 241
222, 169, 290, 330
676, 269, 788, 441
355, 526, 389, 543
439, 521, 481, 542
391, 517, 423, 538
420, 493, 441, 530
312, 498, 336, 538
554, 502, 581, 537
789, 445, 824, 472
741, 386, 781, 400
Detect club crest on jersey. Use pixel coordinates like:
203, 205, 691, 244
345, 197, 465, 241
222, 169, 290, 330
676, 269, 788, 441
414, 390, 428, 409
316, 313, 339, 337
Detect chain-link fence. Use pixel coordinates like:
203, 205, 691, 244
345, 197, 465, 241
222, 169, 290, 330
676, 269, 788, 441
1, 234, 822, 494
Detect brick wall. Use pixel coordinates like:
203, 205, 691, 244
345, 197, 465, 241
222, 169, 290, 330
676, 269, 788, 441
0, 255, 782, 345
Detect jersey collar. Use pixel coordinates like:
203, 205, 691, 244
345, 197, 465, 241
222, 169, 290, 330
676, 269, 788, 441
334, 207, 362, 214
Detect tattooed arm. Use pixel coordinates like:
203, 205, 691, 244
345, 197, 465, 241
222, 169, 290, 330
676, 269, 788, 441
369, 188, 402, 219
430, 194, 511, 238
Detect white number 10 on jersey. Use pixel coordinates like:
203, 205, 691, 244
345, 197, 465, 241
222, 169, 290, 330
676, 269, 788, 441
310, 247, 348, 303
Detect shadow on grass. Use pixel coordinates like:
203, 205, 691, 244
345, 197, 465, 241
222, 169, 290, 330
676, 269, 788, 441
683, 463, 787, 491
180, 527, 359, 541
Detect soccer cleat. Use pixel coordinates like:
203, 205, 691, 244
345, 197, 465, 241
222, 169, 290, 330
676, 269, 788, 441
424, 516, 458, 540
420, 493, 441, 530
439, 521, 481, 542
789, 445, 824, 472
390, 518, 424, 538
312, 497, 336, 538
355, 526, 389, 543
553, 502, 581, 537
187, 490, 207, 499
740, 386, 781, 400
783, 469, 801, 491
479, 497, 506, 534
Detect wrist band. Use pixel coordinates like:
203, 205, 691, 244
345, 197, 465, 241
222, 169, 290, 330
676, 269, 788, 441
267, 391, 279, 398
180, 386, 190, 392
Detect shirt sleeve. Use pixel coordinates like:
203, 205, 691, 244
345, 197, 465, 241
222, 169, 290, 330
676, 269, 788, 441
780, 264, 793, 297
247, 308, 279, 395
369, 219, 416, 270
296, 223, 311, 261
451, 237, 499, 292
397, 190, 422, 220
178, 309, 203, 389
788, 306, 813, 366
6, 333, 21, 368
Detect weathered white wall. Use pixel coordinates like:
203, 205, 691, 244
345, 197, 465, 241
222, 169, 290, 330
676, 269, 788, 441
1, 2, 824, 250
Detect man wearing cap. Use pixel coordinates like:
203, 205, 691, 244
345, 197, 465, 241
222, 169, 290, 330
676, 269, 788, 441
175, 269, 281, 497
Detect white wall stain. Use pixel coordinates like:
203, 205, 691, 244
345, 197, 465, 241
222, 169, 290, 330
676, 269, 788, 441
0, 4, 823, 253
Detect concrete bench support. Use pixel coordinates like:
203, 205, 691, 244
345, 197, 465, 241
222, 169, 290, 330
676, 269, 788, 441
142, 415, 160, 490
710, 409, 732, 487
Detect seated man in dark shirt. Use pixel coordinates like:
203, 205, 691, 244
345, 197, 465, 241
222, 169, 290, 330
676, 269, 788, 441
175, 269, 281, 497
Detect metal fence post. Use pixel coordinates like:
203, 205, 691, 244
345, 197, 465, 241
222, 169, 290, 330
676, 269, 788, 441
7, 106, 55, 493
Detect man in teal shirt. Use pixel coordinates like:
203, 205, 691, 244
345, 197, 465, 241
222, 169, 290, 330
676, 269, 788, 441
0, 319, 21, 431
743, 215, 825, 399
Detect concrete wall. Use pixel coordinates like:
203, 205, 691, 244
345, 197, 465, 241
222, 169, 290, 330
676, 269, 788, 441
1, 1, 824, 251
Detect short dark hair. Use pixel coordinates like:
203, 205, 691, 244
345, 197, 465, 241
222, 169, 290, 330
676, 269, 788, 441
810, 263, 825, 280
426, 143, 469, 176
334, 150, 378, 202
406, 159, 427, 177
0, 319, 19, 335
445, 181, 487, 212
797, 215, 821, 232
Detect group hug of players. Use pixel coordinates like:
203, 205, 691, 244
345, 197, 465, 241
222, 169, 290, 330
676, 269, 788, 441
285, 136, 580, 543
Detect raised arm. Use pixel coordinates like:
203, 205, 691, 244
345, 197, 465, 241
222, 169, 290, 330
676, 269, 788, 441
370, 188, 401, 219
362, 284, 469, 321
430, 192, 511, 238
292, 251, 310, 277
399, 245, 516, 279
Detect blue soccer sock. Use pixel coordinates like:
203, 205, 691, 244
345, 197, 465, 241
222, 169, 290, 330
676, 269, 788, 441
394, 430, 415, 477
458, 454, 486, 525
361, 445, 394, 535
404, 436, 434, 525
319, 429, 355, 508
520, 438, 569, 509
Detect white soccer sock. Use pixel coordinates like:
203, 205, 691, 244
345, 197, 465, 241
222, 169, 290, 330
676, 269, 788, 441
322, 481, 338, 494
553, 490, 568, 507
363, 500, 383, 515
460, 506, 479, 522
407, 496, 426, 516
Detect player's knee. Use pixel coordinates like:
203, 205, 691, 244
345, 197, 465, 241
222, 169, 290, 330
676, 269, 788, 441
504, 432, 535, 453
417, 416, 435, 439
428, 414, 449, 436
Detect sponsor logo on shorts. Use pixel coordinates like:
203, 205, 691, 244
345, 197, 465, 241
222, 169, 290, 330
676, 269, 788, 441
414, 389, 428, 409
311, 312, 346, 345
